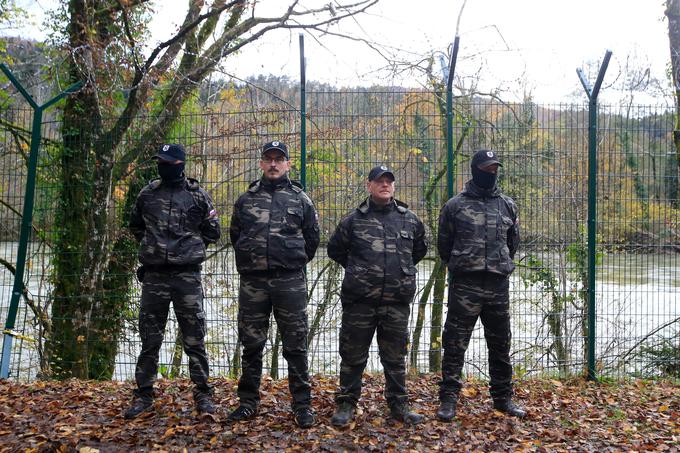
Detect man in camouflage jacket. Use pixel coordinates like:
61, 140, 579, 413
327, 165, 428, 427
436, 149, 526, 421
124, 143, 221, 419
228, 141, 320, 429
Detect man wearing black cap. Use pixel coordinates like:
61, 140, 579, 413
228, 140, 320, 428
327, 165, 428, 427
124, 143, 221, 419
436, 149, 525, 421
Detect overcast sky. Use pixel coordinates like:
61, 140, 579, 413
12, 0, 672, 104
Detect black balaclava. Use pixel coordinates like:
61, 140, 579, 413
157, 143, 186, 183
158, 161, 185, 182
470, 149, 501, 189
471, 164, 497, 189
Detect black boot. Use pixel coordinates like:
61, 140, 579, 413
294, 407, 316, 429
331, 401, 355, 427
436, 399, 457, 422
493, 399, 527, 418
389, 403, 424, 425
123, 395, 153, 419
226, 405, 258, 422
195, 392, 215, 415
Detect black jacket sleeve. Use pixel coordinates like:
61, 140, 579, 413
198, 189, 221, 245
229, 198, 242, 247
327, 214, 352, 268
129, 192, 146, 242
437, 200, 456, 263
301, 193, 320, 262
507, 198, 520, 259
412, 215, 428, 265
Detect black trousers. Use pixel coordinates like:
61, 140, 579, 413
335, 302, 410, 408
439, 273, 513, 402
236, 270, 311, 411
134, 269, 210, 399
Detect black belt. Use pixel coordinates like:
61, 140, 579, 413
241, 268, 302, 277
144, 264, 201, 273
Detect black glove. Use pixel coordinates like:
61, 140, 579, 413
136, 265, 146, 283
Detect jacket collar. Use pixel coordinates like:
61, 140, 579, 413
357, 197, 408, 214
462, 179, 501, 198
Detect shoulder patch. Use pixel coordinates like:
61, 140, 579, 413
148, 179, 162, 190
186, 177, 200, 191
248, 180, 261, 192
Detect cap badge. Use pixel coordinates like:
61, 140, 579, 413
163, 145, 170, 151
380, 165, 387, 170
272, 141, 279, 146
486, 151, 494, 158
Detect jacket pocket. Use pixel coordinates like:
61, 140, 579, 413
341, 264, 368, 299
284, 207, 304, 232
449, 247, 477, 270
399, 265, 417, 301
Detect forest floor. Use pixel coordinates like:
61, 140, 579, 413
0, 374, 678, 452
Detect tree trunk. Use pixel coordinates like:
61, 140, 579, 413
307, 261, 341, 349
410, 259, 438, 372
169, 331, 184, 378
270, 327, 281, 379
666, 0, 680, 208
428, 265, 446, 372
50, 3, 109, 375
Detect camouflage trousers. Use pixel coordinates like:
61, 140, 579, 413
440, 272, 513, 402
134, 269, 211, 400
237, 270, 311, 411
336, 302, 410, 408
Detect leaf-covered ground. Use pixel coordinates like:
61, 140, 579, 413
0, 374, 677, 452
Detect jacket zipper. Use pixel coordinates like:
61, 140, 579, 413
266, 189, 274, 270
165, 187, 174, 265
484, 197, 489, 271
380, 211, 387, 300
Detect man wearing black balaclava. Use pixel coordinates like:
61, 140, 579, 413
124, 143, 221, 419
436, 149, 526, 421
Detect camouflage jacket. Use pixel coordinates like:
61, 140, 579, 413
327, 197, 428, 304
130, 177, 221, 268
437, 180, 519, 276
230, 176, 320, 274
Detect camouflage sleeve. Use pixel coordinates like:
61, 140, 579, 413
437, 200, 456, 263
327, 214, 352, 268
412, 214, 428, 265
507, 198, 520, 259
301, 193, 320, 262
199, 189, 221, 245
129, 191, 145, 242
229, 198, 242, 246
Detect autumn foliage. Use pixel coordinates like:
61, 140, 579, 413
0, 374, 677, 452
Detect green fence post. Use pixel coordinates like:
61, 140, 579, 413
576, 50, 612, 381
446, 36, 460, 199
0, 64, 82, 379
299, 33, 307, 190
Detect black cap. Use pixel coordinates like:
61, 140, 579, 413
157, 143, 186, 162
368, 165, 395, 181
471, 149, 502, 168
261, 141, 289, 160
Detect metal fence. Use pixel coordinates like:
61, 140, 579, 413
0, 83, 678, 383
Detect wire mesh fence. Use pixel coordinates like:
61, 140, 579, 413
0, 87, 678, 382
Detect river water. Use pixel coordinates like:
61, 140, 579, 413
0, 243, 677, 381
